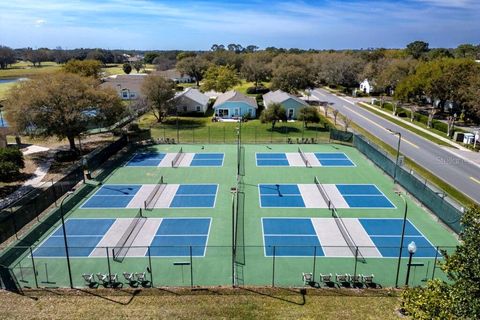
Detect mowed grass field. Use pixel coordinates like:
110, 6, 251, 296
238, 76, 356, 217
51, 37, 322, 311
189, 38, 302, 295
0, 288, 401, 320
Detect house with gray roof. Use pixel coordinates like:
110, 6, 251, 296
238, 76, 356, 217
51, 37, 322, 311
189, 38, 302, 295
213, 91, 258, 119
262, 90, 309, 120
100, 74, 147, 100
173, 88, 209, 114
155, 69, 194, 83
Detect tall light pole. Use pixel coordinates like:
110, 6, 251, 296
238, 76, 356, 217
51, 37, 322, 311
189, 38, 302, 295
405, 241, 417, 286
388, 129, 401, 184
60, 190, 75, 288
395, 192, 408, 288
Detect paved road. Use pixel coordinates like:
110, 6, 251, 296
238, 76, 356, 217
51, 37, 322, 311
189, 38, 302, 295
312, 88, 480, 205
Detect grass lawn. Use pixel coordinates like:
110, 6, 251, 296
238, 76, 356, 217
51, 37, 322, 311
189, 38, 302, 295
138, 112, 331, 143
103, 64, 156, 76
0, 288, 401, 320
0, 82, 16, 99
0, 62, 62, 79
233, 80, 271, 96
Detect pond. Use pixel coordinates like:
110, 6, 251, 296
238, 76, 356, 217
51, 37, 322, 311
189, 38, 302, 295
0, 78, 28, 84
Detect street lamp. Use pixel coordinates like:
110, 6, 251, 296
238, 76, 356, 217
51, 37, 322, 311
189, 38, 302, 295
60, 190, 75, 288
405, 241, 417, 286
387, 129, 401, 184
395, 192, 408, 288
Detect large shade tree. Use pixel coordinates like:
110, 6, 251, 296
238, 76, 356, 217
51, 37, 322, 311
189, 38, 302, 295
4, 73, 125, 151
141, 75, 176, 122
201, 65, 240, 93
176, 55, 210, 86
260, 103, 287, 129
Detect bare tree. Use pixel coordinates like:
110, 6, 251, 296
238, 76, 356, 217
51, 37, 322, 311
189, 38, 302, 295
427, 108, 437, 128
447, 115, 456, 137
333, 109, 339, 125
323, 104, 330, 118
342, 116, 352, 131
409, 105, 418, 122
392, 101, 400, 116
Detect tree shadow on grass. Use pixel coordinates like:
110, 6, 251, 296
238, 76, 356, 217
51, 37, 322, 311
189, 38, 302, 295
266, 126, 301, 134
239, 287, 306, 306
161, 118, 207, 128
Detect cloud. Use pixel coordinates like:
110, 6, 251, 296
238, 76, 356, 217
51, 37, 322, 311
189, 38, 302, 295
34, 19, 46, 27
413, 0, 475, 8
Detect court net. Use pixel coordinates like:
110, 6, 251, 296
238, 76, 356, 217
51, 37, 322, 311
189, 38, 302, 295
298, 147, 311, 168
113, 208, 146, 263
144, 176, 165, 210
314, 176, 331, 209
314, 176, 365, 263
171, 147, 184, 167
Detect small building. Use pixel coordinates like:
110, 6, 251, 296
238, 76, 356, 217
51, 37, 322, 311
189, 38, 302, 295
359, 79, 374, 94
156, 69, 194, 83
213, 91, 257, 119
100, 74, 146, 100
262, 90, 309, 120
172, 88, 209, 114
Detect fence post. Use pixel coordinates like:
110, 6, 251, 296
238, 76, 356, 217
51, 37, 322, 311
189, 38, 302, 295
189, 246, 194, 288
272, 246, 276, 287
254, 127, 257, 144
353, 247, 358, 280
29, 247, 39, 288
106, 247, 112, 286
270, 129, 273, 144
208, 127, 211, 144
148, 246, 154, 287
312, 246, 317, 283
192, 127, 195, 143
223, 127, 226, 143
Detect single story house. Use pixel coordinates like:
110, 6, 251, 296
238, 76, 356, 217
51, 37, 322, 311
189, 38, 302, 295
172, 88, 209, 114
262, 90, 309, 120
359, 79, 374, 94
213, 91, 257, 119
155, 69, 194, 83
100, 74, 146, 100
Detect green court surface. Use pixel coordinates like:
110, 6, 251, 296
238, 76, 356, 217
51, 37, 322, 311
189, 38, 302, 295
7, 144, 458, 289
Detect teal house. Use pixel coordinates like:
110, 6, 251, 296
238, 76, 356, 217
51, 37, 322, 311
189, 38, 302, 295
213, 91, 258, 119
263, 90, 309, 120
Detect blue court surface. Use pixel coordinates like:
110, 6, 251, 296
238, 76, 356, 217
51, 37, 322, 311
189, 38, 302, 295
256, 152, 355, 167
33, 218, 211, 257
127, 152, 166, 167
81, 184, 218, 209
262, 218, 439, 258
258, 184, 395, 209
126, 152, 224, 167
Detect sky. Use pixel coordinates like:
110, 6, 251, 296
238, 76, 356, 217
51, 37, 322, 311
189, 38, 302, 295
0, 0, 479, 50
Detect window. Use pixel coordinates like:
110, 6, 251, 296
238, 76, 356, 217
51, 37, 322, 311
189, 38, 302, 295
288, 109, 294, 120
130, 92, 136, 98
121, 90, 129, 99
183, 106, 187, 112
196, 106, 201, 112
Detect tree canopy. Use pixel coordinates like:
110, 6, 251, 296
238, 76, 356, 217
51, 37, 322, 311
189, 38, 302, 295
298, 106, 321, 128
4, 73, 124, 150
176, 55, 210, 86
260, 102, 287, 129
141, 75, 176, 122
63, 59, 103, 78
201, 65, 240, 93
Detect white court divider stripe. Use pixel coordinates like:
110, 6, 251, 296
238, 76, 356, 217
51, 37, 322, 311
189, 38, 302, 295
323, 184, 349, 208
285, 153, 305, 167
298, 184, 327, 208
343, 219, 382, 258
305, 153, 321, 167
158, 153, 178, 167
155, 184, 179, 208
89, 218, 135, 257
127, 184, 155, 208
312, 218, 353, 257
179, 153, 195, 167
126, 218, 162, 257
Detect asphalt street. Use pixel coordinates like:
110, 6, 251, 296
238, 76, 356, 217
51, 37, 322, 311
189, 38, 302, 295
312, 88, 480, 205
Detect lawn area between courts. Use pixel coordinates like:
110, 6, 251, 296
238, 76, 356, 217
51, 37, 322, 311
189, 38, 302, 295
0, 288, 401, 320
3, 143, 458, 290
138, 114, 331, 144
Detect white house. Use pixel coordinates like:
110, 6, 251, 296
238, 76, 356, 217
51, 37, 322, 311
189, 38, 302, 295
172, 88, 209, 114
156, 69, 194, 83
263, 90, 309, 120
359, 79, 374, 94
213, 91, 258, 119
100, 74, 147, 100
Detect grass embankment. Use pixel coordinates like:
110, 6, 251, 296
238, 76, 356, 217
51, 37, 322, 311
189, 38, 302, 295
356, 102, 455, 148
0, 288, 401, 320
138, 113, 330, 144
351, 122, 477, 207
0, 61, 62, 79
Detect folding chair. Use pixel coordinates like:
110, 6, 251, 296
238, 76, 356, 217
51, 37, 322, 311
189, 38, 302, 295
96, 273, 109, 286
135, 272, 149, 287
335, 273, 351, 287
123, 272, 137, 287
361, 274, 376, 288
82, 274, 96, 287
302, 273, 313, 285
319, 273, 333, 286
351, 274, 362, 287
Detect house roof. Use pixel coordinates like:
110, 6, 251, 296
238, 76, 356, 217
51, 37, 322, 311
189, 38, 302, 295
213, 91, 258, 109
174, 88, 209, 105
262, 90, 308, 108
155, 69, 191, 80
100, 74, 146, 94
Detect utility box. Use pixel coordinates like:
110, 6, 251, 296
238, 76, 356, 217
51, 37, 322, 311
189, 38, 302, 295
463, 133, 475, 144
453, 132, 464, 142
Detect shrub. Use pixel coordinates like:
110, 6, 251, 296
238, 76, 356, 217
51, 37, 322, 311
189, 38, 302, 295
0, 147, 24, 181
433, 121, 449, 133
127, 123, 140, 132
246, 86, 270, 95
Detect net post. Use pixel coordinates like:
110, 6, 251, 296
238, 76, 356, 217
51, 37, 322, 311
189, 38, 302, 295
312, 245, 317, 283
353, 246, 358, 281
147, 246, 154, 287
106, 247, 112, 286
431, 246, 439, 280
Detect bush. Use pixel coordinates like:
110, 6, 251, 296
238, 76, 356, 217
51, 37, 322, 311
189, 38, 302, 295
127, 123, 140, 132
433, 121, 449, 133
0, 147, 24, 181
